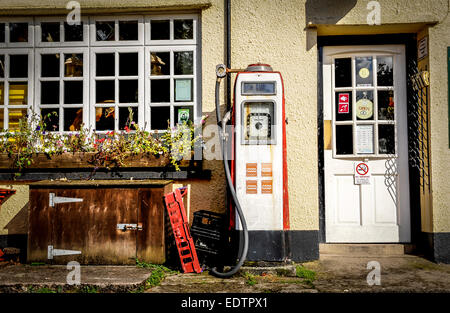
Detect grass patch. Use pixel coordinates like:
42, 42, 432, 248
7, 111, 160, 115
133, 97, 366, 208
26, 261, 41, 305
243, 272, 258, 286
77, 285, 98, 293
28, 286, 57, 293
296, 265, 316, 288
30, 262, 46, 266
133, 259, 178, 292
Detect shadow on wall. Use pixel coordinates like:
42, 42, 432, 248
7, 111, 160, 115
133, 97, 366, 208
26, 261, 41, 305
305, 0, 357, 25
4, 202, 29, 235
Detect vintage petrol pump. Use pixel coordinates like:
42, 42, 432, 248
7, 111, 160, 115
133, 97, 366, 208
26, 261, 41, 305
213, 64, 289, 276
232, 64, 289, 232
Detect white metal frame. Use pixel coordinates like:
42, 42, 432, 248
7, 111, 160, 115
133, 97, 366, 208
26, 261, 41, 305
0, 48, 34, 129
145, 14, 198, 46
35, 47, 89, 132
89, 15, 144, 46
0, 14, 200, 132
0, 18, 34, 48
329, 47, 403, 159
90, 46, 144, 132
145, 45, 197, 130
35, 16, 89, 47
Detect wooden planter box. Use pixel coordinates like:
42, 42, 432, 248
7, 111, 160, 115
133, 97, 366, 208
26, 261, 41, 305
0, 152, 193, 169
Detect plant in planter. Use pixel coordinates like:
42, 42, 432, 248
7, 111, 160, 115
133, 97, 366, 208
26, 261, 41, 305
0, 110, 207, 176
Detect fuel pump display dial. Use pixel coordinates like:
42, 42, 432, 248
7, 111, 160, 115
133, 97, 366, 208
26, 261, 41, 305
247, 113, 271, 139
243, 101, 275, 144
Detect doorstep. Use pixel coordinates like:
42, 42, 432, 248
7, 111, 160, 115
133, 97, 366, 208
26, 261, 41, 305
319, 243, 416, 257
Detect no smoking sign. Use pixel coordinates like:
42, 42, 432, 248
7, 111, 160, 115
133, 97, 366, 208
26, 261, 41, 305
354, 162, 371, 185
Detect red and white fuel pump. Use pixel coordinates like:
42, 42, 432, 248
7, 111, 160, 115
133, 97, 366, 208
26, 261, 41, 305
213, 63, 289, 277
232, 64, 289, 231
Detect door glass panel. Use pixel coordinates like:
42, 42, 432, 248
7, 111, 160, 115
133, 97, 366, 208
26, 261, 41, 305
335, 125, 353, 155
356, 90, 374, 120
334, 58, 351, 88
41, 54, 60, 77
0, 55, 4, 77
64, 22, 83, 42
64, 54, 83, 77
378, 124, 395, 154
377, 56, 393, 86
355, 57, 373, 87
119, 53, 138, 76
41, 22, 60, 42
151, 52, 170, 75
41, 81, 60, 104
174, 51, 193, 75
96, 21, 115, 41
175, 106, 193, 124
41, 108, 59, 131
9, 108, 27, 130
10, 55, 28, 78
335, 91, 352, 121
96, 53, 115, 76
356, 124, 374, 154
96, 80, 115, 103
151, 20, 170, 40
9, 82, 28, 105
0, 24, 4, 42
119, 21, 138, 41
10, 23, 28, 42
174, 20, 193, 40
64, 81, 83, 104
151, 106, 170, 129
95, 107, 115, 131
0, 82, 3, 105
0, 109, 3, 129
174, 79, 192, 102
119, 107, 138, 130
119, 80, 138, 103
64, 107, 83, 131
378, 90, 394, 120
151, 79, 170, 102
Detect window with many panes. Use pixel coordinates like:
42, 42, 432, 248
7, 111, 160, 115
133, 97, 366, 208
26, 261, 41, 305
332, 54, 396, 157
0, 14, 199, 132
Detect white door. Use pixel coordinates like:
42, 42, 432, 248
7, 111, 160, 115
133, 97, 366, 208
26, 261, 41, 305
323, 45, 410, 243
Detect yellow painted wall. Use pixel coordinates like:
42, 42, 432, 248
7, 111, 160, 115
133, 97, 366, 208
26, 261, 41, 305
0, 185, 29, 236
0, 0, 448, 236
428, 14, 450, 232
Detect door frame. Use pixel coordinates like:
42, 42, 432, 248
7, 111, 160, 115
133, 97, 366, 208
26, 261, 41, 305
317, 34, 421, 244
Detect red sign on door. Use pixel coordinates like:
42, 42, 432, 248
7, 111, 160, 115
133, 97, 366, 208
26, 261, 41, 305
338, 93, 350, 114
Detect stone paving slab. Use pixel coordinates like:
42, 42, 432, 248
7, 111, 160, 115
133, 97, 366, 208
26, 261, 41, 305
0, 265, 153, 293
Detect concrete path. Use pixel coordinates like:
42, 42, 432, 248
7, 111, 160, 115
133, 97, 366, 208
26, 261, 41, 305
0, 254, 449, 293
0, 265, 153, 293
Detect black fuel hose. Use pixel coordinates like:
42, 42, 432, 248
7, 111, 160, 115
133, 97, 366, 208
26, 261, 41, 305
210, 77, 249, 278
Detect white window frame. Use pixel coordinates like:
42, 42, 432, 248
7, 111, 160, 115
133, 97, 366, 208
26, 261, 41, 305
0, 48, 34, 129
35, 16, 89, 47
90, 15, 144, 47
90, 46, 144, 132
35, 47, 89, 133
0, 14, 200, 133
0, 18, 34, 48
145, 14, 198, 46
145, 45, 198, 130
331, 50, 400, 159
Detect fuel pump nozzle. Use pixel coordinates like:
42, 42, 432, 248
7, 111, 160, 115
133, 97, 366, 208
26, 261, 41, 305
210, 64, 249, 278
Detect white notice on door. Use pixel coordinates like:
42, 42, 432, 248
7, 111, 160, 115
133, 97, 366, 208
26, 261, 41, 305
354, 162, 371, 185
356, 124, 374, 154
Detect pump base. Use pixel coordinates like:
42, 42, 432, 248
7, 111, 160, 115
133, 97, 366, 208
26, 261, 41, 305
233, 230, 319, 262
